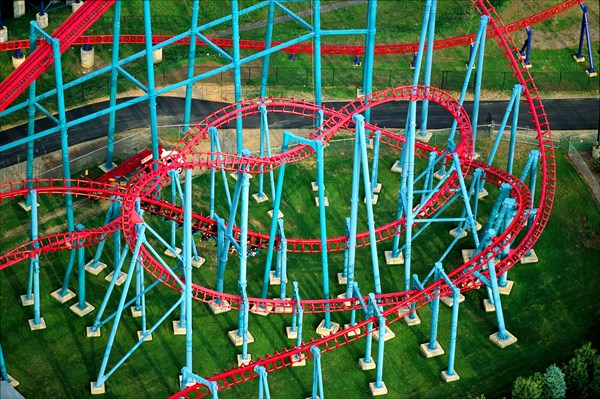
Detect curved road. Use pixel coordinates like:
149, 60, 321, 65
0, 96, 598, 168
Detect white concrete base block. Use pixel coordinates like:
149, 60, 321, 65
172, 320, 187, 335
419, 342, 445, 358
14, 1, 26, 19
434, 170, 447, 180
461, 249, 490, 264
86, 326, 101, 337
489, 331, 517, 348
72, 1, 83, 13
130, 306, 142, 317
441, 370, 460, 382
81, 47, 95, 69
336, 292, 354, 307
191, 257, 205, 268
483, 299, 496, 313
178, 375, 197, 388
18, 201, 39, 212
250, 304, 273, 316
316, 319, 340, 337
268, 209, 284, 219
364, 194, 379, 205
344, 323, 362, 337
390, 160, 403, 173
152, 47, 163, 64
137, 331, 153, 342
472, 152, 481, 160
286, 326, 298, 340
85, 260, 108, 275
252, 193, 269, 203
51, 288, 76, 303
449, 227, 468, 239
315, 196, 329, 207
384, 250, 404, 265
369, 381, 388, 396
208, 299, 231, 314
28, 317, 47, 331
441, 294, 465, 307
373, 325, 395, 341
372, 183, 382, 193
20, 294, 34, 306
70, 302, 95, 317
164, 247, 182, 258
12, 54, 26, 69
573, 55, 586, 62
311, 181, 324, 191
416, 131, 433, 143
228, 329, 255, 346
359, 357, 376, 370
36, 12, 49, 29
498, 280, 514, 295
230, 172, 253, 180
98, 162, 117, 173
520, 249, 538, 264
6, 374, 19, 387
291, 353, 306, 367
90, 382, 106, 395
337, 272, 347, 284
403, 313, 421, 326
105, 271, 127, 286
269, 270, 286, 285
273, 298, 293, 314
237, 354, 252, 367
478, 187, 489, 199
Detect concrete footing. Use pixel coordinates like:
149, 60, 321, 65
28, 317, 47, 331
152, 48, 163, 64
520, 249, 538, 264
172, 320, 186, 335
85, 260, 108, 275
337, 272, 347, 284
191, 257, 205, 268
0, 26, 8, 43
17, 201, 38, 211
250, 304, 272, 316
316, 319, 340, 337
269, 271, 284, 285
359, 357, 376, 370
364, 194, 379, 205
228, 329, 255, 346
291, 353, 306, 367
12, 53, 26, 69
441, 293, 465, 307
268, 209, 284, 219
390, 160, 402, 173
403, 313, 421, 326
129, 306, 142, 317
373, 325, 395, 341
573, 54, 585, 62
311, 181, 323, 191
51, 288, 76, 303
441, 370, 460, 382
90, 382, 106, 395
478, 187, 489, 199
230, 172, 253, 181
369, 381, 388, 396
286, 326, 298, 339
70, 302, 95, 317
343, 323, 361, 337
483, 299, 496, 312
36, 13, 49, 29
419, 342, 445, 358
372, 183, 382, 193
498, 280, 514, 295
489, 331, 517, 348
273, 298, 293, 314
20, 294, 34, 306
72, 1, 83, 13
98, 162, 117, 173
384, 250, 404, 265
315, 196, 329, 207
164, 247, 182, 258
252, 193, 269, 203
208, 299, 231, 314
416, 131, 433, 143
86, 326, 101, 337
14, 1, 26, 18
137, 331, 153, 342
237, 354, 252, 367
81, 46, 95, 69
105, 271, 127, 286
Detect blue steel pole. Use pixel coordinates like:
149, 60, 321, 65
498, 198, 516, 287
294, 283, 303, 350
428, 264, 441, 350
485, 230, 510, 340
0, 345, 12, 383
341, 218, 350, 280
313, 0, 322, 107
370, 130, 381, 196
419, 0, 436, 137
237, 164, 251, 362
215, 217, 227, 295
170, 171, 178, 252
507, 85, 522, 175
311, 346, 324, 399
361, 0, 377, 126
446, 286, 460, 377
232, 0, 243, 154
183, 168, 194, 384
375, 314, 386, 389
487, 86, 520, 167
105, 0, 122, 170
25, 23, 38, 206
345, 122, 362, 299
260, 1, 275, 98
30, 190, 42, 325
183, 0, 200, 131
403, 99, 417, 292
76, 224, 87, 310
143, 0, 160, 163
471, 18, 488, 154
316, 141, 331, 327
582, 6, 596, 74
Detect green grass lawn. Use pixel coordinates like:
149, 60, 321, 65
1, 133, 599, 398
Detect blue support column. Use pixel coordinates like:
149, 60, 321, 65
0, 345, 17, 386
368, 293, 388, 395
498, 198, 517, 290
143, 0, 160, 163
370, 130, 381, 197
507, 85, 522, 175
232, 0, 244, 154
310, 346, 324, 399
86, 196, 120, 274
255, 365, 271, 399
23, 23, 38, 209
288, 281, 305, 363
28, 190, 45, 329
418, 0, 437, 140
471, 18, 488, 155
260, 1, 275, 98
361, 0, 377, 127
182, 0, 200, 131
182, 168, 194, 385
71, 223, 94, 316
104, 0, 122, 170
442, 286, 461, 381
344, 124, 363, 298
339, 218, 351, 283
421, 264, 444, 357
313, 0, 322, 107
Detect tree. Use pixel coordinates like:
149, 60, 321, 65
512, 372, 544, 399
563, 343, 600, 398
543, 364, 566, 399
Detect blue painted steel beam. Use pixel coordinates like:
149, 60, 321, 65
105, 0, 122, 169
143, 0, 160, 164
419, 0, 437, 137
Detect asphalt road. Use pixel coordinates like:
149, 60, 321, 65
0, 96, 598, 168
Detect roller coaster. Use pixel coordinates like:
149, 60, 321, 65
0, 0, 589, 397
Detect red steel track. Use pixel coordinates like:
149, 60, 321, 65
0, 0, 557, 397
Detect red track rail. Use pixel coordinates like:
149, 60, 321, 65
0, 0, 583, 57
0, 0, 116, 112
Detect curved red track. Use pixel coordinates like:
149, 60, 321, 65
0, 0, 557, 397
